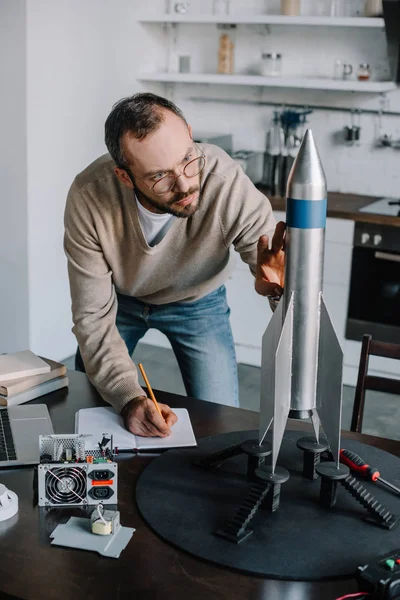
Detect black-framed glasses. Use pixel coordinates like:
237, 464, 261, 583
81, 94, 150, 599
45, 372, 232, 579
138, 144, 206, 196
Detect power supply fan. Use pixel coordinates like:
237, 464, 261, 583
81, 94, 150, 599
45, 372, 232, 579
44, 466, 87, 505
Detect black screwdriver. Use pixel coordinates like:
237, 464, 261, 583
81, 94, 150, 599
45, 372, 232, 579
340, 449, 400, 497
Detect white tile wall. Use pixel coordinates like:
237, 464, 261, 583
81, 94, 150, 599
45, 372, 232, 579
139, 0, 400, 199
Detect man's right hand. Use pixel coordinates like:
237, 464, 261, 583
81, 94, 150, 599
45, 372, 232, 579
121, 396, 178, 437
255, 222, 286, 298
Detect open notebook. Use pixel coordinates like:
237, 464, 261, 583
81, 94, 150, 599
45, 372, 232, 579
75, 406, 197, 452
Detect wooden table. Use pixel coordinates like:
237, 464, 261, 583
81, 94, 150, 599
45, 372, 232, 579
1, 370, 400, 600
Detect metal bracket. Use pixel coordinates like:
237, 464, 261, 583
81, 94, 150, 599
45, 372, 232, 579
50, 516, 135, 559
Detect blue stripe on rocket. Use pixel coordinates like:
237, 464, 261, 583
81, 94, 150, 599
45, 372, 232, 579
286, 198, 327, 229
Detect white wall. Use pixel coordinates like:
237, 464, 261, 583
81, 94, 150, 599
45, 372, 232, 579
25, 0, 150, 360
0, 0, 29, 353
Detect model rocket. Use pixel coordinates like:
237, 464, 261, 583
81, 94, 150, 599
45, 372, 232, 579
259, 129, 343, 473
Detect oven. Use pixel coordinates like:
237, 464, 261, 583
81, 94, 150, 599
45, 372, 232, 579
346, 221, 400, 344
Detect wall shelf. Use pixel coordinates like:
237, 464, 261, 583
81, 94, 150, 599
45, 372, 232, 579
138, 73, 397, 93
139, 15, 384, 28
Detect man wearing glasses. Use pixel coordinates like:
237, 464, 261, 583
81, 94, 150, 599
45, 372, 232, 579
64, 93, 285, 437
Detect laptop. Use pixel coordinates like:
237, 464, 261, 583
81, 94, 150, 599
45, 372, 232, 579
0, 404, 54, 467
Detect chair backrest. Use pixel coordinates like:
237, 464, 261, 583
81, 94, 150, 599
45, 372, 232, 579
350, 334, 400, 433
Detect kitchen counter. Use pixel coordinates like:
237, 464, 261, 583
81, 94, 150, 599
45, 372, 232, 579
256, 185, 400, 227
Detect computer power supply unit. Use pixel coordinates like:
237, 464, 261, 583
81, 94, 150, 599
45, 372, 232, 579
38, 433, 117, 507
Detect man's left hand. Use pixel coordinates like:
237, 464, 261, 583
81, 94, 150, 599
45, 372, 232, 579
255, 221, 286, 297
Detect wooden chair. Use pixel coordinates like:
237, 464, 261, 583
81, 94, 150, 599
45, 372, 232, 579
350, 334, 400, 434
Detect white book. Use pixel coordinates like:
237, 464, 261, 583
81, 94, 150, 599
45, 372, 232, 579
75, 406, 197, 452
0, 376, 69, 406
0, 350, 51, 382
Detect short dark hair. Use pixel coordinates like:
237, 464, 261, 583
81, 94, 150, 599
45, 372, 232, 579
104, 93, 188, 170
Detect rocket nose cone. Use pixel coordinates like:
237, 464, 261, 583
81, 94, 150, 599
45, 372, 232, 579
286, 129, 327, 201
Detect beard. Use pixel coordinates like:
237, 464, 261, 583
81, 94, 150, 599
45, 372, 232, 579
134, 181, 201, 218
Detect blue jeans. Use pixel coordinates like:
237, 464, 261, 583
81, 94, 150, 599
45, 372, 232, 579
75, 285, 239, 407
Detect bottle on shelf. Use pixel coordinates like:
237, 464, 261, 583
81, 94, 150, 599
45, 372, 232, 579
217, 25, 235, 75
280, 0, 301, 16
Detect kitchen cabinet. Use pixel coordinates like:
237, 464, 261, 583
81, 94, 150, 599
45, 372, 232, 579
225, 263, 266, 350
323, 217, 354, 353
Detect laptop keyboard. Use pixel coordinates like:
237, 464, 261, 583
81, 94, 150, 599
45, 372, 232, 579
0, 409, 17, 461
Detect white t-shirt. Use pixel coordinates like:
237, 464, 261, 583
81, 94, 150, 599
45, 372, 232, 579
135, 196, 175, 246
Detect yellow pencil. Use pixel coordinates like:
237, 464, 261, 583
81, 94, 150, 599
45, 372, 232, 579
138, 363, 163, 417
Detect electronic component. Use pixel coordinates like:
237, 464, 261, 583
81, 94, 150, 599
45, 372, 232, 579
39, 433, 114, 464
50, 514, 135, 559
357, 549, 400, 599
91, 503, 119, 536
37, 434, 117, 507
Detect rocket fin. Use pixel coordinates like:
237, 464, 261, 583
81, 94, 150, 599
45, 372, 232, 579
270, 294, 293, 472
316, 295, 343, 466
311, 410, 320, 443
259, 296, 284, 444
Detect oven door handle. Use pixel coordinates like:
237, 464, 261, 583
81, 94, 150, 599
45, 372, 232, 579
375, 251, 400, 263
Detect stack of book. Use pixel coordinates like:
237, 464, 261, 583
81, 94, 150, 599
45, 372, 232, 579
0, 350, 68, 406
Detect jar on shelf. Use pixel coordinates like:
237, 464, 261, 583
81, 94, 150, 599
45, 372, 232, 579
212, 0, 230, 15
260, 53, 282, 77
357, 63, 371, 81
217, 25, 235, 74
174, 2, 190, 13
280, 0, 301, 16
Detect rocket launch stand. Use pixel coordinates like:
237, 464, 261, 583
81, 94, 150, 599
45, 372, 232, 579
296, 436, 330, 479
136, 428, 400, 579
194, 433, 399, 544
315, 461, 399, 530
194, 437, 291, 544
296, 440, 399, 529
215, 465, 290, 544
193, 438, 272, 482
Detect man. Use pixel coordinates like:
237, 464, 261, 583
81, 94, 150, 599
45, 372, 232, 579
64, 93, 285, 438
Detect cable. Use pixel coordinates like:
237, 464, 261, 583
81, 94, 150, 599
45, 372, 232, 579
96, 503, 107, 525
335, 593, 369, 600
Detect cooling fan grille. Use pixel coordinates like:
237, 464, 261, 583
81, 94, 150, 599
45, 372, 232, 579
44, 466, 87, 505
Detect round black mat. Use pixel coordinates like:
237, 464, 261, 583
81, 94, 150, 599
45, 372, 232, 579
136, 430, 400, 580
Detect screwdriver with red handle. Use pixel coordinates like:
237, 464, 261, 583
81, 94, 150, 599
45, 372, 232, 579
340, 448, 400, 497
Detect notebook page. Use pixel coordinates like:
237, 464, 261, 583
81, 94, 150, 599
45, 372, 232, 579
75, 406, 196, 451
135, 408, 196, 450
76, 407, 136, 450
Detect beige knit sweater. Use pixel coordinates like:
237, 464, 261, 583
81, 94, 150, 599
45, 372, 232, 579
64, 144, 276, 412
